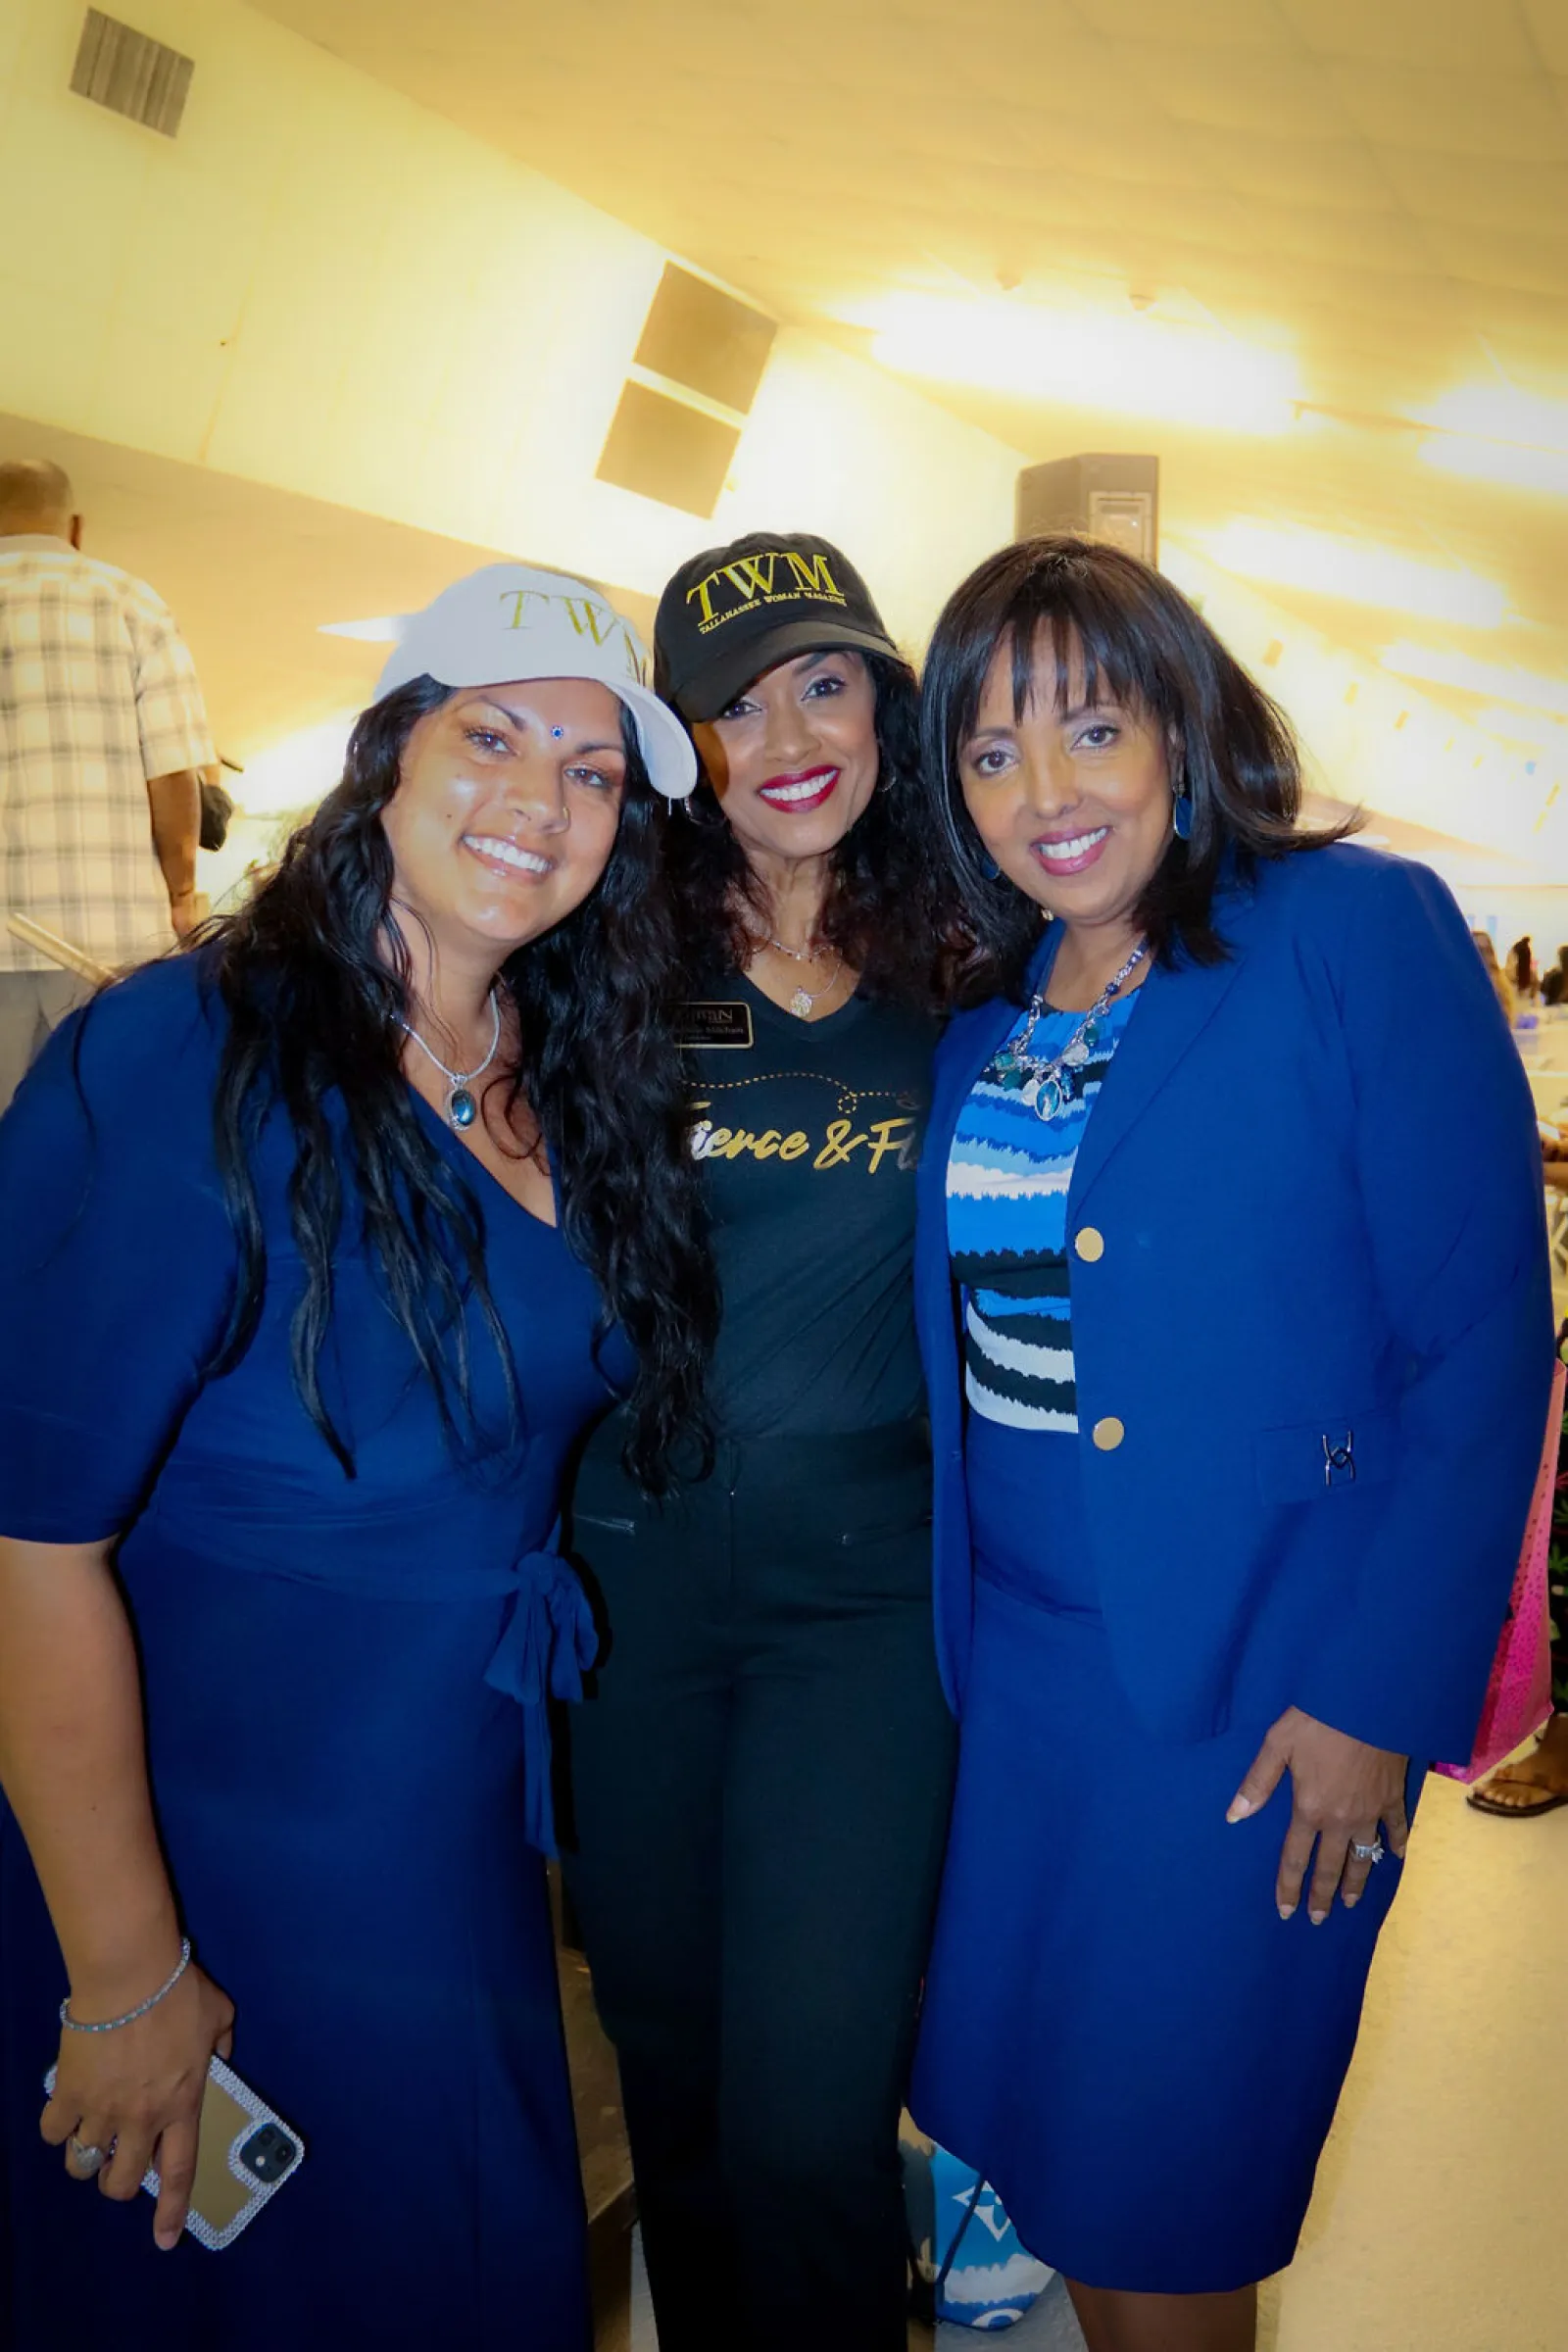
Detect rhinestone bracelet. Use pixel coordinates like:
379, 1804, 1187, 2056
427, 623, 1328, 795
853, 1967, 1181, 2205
60, 1938, 192, 2034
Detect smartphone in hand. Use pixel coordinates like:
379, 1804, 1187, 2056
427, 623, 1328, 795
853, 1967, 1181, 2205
44, 2053, 304, 2249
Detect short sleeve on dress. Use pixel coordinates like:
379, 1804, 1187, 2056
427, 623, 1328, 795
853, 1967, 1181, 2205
0, 958, 237, 1542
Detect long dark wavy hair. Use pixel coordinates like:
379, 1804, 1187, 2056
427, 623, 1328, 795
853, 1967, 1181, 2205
654, 644, 965, 1008
919, 536, 1355, 1002
205, 676, 716, 1494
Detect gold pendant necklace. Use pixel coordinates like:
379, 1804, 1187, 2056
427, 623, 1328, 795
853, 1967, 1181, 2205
783, 954, 844, 1020
747, 924, 843, 1020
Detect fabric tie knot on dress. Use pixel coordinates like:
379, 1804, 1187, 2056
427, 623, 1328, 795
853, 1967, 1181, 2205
482, 1546, 599, 1856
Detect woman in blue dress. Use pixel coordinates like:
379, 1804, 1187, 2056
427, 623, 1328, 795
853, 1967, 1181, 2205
0, 563, 714, 2348
906, 537, 1551, 2352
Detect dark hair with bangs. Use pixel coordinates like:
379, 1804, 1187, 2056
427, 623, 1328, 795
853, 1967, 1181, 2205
654, 645, 965, 1008
203, 676, 716, 1495
920, 536, 1354, 1000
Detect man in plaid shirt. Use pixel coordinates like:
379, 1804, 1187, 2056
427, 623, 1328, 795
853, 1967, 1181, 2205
0, 458, 216, 1108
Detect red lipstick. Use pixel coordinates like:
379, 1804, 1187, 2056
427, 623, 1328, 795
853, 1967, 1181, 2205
758, 765, 840, 812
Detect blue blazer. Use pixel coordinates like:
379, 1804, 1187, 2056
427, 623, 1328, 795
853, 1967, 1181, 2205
916, 846, 1553, 1762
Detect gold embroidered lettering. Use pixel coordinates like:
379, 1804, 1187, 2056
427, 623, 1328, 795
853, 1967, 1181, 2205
499, 588, 551, 629
777, 1131, 809, 1161
723, 1130, 759, 1159
560, 597, 618, 646
686, 572, 721, 625
721, 554, 778, 602
784, 551, 840, 596
751, 1129, 782, 1159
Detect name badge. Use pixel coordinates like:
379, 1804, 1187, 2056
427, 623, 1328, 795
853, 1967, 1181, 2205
676, 1001, 754, 1050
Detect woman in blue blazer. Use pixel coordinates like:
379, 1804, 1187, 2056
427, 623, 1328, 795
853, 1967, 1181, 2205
906, 537, 1551, 2352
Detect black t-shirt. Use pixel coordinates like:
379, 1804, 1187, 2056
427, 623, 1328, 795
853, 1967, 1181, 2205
681, 975, 938, 1439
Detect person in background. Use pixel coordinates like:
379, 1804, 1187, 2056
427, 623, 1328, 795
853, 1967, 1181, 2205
906, 537, 1550, 2352
563, 533, 959, 2352
1467, 1511, 1568, 1815
0, 565, 716, 2349
1540, 944, 1568, 1008
0, 459, 216, 1107
1509, 934, 1539, 1003
1469, 1281, 1568, 1818
1473, 929, 1518, 1023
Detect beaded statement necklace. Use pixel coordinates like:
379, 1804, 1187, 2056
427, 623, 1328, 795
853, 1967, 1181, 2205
992, 941, 1148, 1122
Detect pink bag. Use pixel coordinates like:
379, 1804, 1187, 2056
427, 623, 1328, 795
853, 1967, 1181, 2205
1435, 1356, 1563, 1783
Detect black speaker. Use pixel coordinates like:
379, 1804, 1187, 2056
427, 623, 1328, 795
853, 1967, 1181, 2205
1015, 454, 1159, 563
595, 382, 740, 520
633, 265, 775, 416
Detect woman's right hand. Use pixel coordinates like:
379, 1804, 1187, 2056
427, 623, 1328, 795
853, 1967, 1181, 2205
40, 1960, 234, 2248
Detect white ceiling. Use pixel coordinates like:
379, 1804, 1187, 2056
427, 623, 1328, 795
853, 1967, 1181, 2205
253, 0, 1568, 741
0, 415, 1530, 869
0, 413, 657, 770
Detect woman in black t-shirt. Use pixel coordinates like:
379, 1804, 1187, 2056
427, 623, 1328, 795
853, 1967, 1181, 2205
563, 533, 959, 2352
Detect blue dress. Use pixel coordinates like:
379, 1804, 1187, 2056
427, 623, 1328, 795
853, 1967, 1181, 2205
910, 989, 1420, 2294
0, 956, 610, 2347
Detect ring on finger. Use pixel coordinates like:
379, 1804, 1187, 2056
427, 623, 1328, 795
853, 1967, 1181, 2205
66, 2135, 109, 2179
1349, 1836, 1385, 1865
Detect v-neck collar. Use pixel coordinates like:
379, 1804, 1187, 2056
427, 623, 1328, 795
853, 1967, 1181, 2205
405, 1082, 561, 1234
737, 969, 867, 1038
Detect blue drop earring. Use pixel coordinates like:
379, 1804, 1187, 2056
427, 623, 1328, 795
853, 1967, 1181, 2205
1172, 786, 1193, 842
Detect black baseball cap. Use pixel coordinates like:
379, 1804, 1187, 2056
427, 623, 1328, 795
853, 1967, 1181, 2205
656, 530, 899, 722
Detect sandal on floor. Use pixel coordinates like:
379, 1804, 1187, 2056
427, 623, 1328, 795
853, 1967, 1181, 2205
1466, 1778, 1568, 1819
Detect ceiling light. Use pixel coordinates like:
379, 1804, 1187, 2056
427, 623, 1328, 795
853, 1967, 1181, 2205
318, 615, 402, 642
1421, 383, 1568, 450
1419, 435, 1568, 497
1473, 705, 1568, 743
869, 297, 1299, 433
1381, 642, 1568, 718
236, 713, 361, 815
1204, 524, 1506, 626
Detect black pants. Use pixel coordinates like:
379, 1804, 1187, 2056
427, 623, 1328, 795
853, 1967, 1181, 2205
562, 1421, 957, 2352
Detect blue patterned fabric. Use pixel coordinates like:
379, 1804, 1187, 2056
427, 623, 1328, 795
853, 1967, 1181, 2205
947, 987, 1140, 1430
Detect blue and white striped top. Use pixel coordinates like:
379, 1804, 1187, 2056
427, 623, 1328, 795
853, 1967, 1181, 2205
947, 988, 1141, 1431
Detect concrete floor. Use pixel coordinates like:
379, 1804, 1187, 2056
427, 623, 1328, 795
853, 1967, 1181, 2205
602, 1772, 1568, 2352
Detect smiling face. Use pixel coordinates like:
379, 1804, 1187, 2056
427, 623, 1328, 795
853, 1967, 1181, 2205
381, 678, 628, 964
692, 647, 880, 872
958, 631, 1174, 947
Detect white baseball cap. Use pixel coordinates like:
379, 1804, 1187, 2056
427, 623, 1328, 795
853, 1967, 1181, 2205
374, 563, 696, 799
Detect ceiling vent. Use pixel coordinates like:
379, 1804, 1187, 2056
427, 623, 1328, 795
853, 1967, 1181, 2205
70, 9, 193, 138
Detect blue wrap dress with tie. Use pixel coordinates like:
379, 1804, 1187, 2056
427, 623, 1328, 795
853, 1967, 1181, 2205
0, 953, 612, 2347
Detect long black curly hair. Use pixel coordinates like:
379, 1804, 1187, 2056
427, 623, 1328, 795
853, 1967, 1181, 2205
654, 646, 966, 1008
206, 675, 716, 1494
919, 536, 1355, 1003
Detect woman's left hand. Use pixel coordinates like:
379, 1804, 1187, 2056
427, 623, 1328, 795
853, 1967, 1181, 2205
1227, 1707, 1410, 1923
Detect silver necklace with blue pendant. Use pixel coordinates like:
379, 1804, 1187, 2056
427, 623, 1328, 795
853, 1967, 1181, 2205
992, 939, 1148, 1121
400, 989, 502, 1130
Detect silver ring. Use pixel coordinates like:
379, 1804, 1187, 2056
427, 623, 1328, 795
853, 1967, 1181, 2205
66, 2136, 107, 2178
1349, 1838, 1385, 1865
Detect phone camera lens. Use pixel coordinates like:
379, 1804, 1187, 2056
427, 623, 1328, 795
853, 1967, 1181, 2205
239, 2125, 296, 2180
